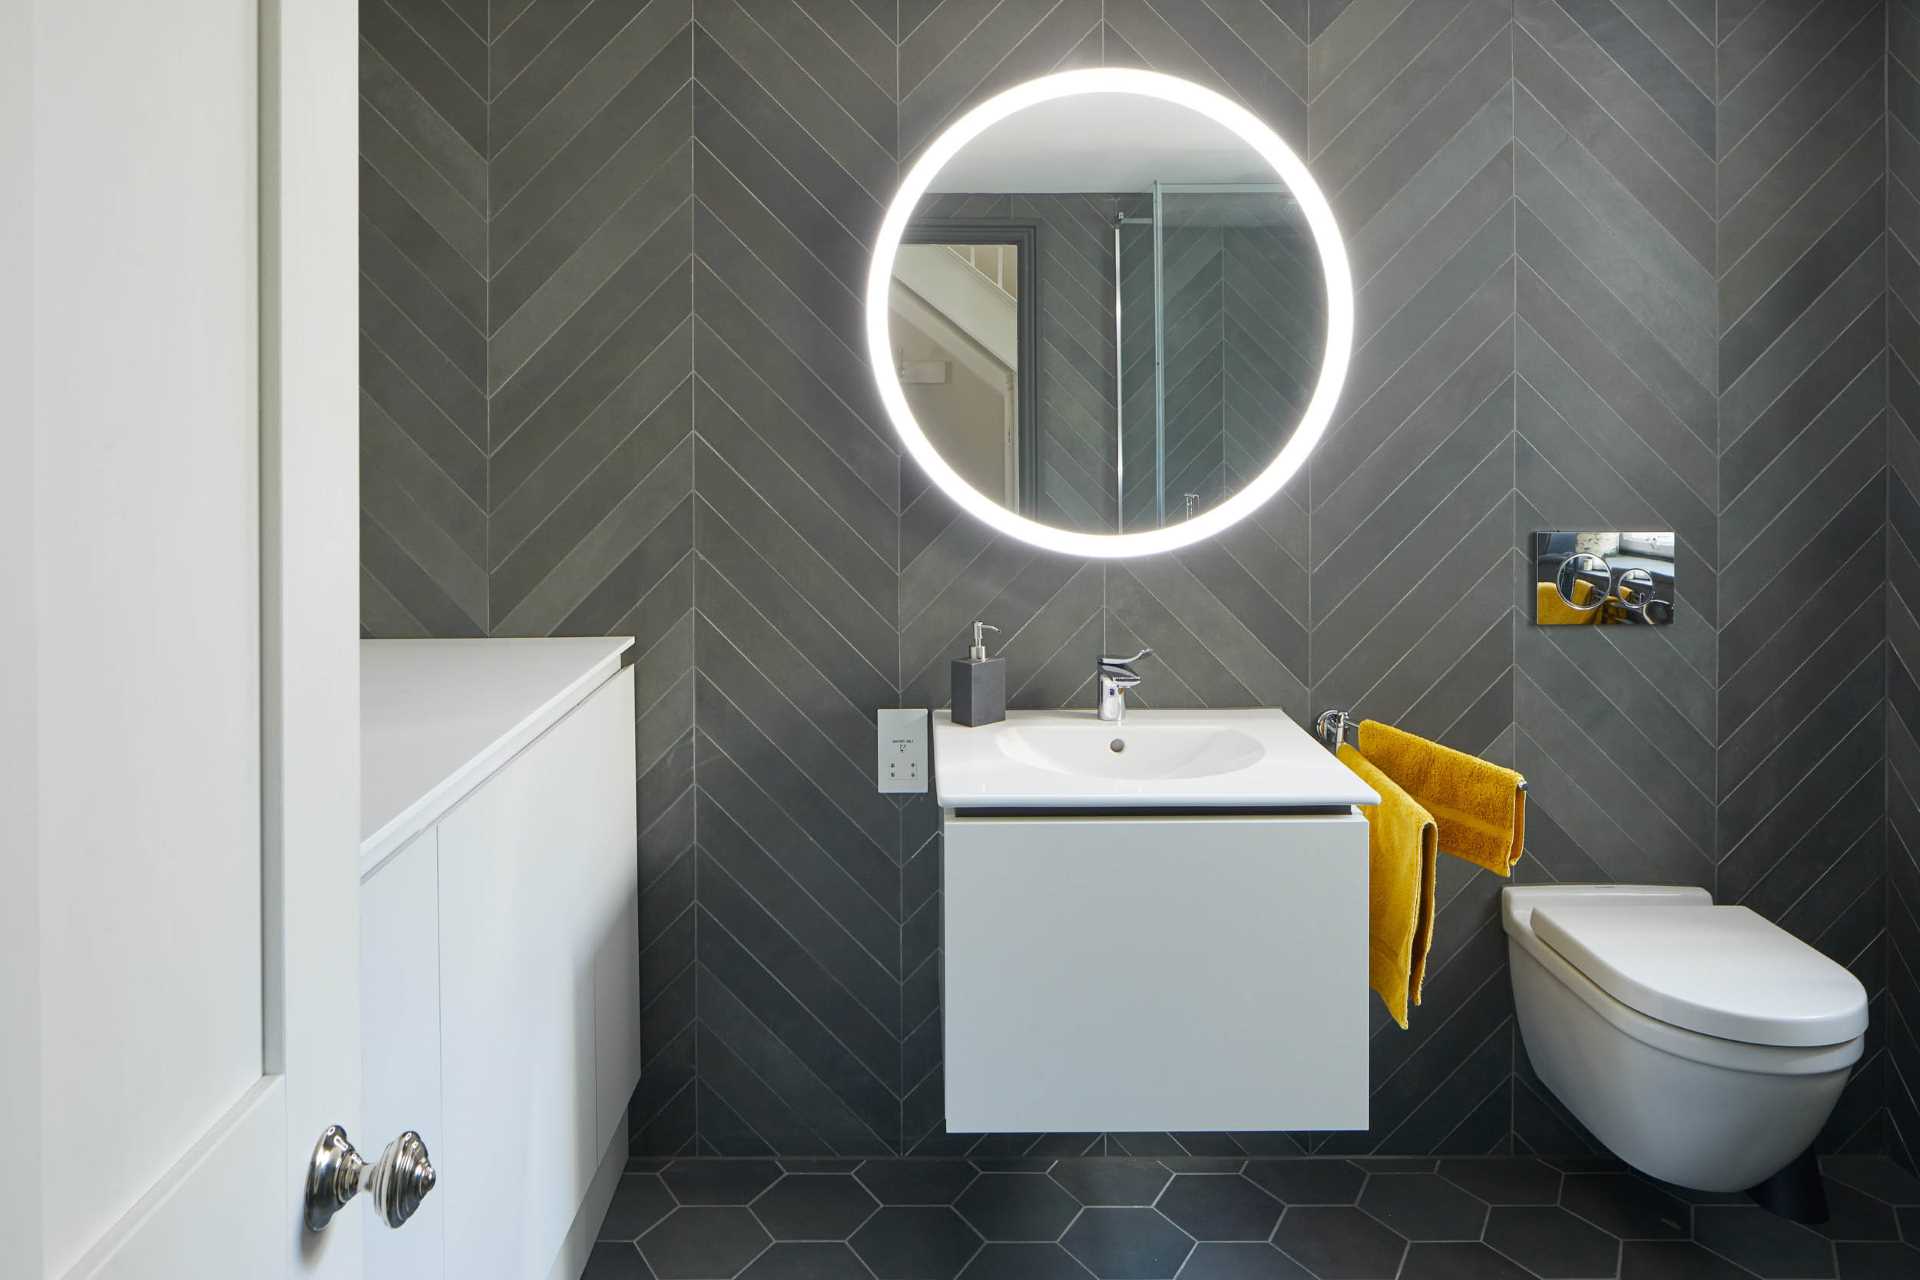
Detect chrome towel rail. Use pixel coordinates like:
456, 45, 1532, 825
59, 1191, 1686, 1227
1314, 707, 1526, 793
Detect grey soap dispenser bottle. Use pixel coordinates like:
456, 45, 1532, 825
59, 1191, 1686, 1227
951, 621, 1005, 727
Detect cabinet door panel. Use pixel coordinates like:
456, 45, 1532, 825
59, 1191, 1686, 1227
436, 668, 637, 1280
362, 830, 444, 1280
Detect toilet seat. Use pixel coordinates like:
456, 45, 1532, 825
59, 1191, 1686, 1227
1531, 904, 1867, 1048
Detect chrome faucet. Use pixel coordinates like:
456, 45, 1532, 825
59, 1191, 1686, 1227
1095, 648, 1153, 723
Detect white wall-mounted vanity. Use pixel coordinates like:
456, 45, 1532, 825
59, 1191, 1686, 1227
933, 710, 1377, 1134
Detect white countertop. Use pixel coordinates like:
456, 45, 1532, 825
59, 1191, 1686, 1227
931, 708, 1379, 809
361, 637, 633, 873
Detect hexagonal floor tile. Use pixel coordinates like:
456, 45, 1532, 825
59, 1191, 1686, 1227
1561, 1173, 1690, 1239
1834, 1241, 1920, 1278
751, 1174, 878, 1240
1436, 1158, 1561, 1206
601, 1174, 676, 1241
1271, 1207, 1406, 1280
1163, 1158, 1247, 1174
1053, 1159, 1173, 1207
736, 1242, 864, 1279
640, 1207, 771, 1280
1620, 1241, 1750, 1278
1400, 1243, 1534, 1280
856, 1159, 979, 1205
1484, 1205, 1621, 1279
1110, 1134, 1191, 1158
1357, 1174, 1488, 1242
1822, 1158, 1920, 1205
1155, 1176, 1282, 1242
955, 1173, 1080, 1241
1815, 1184, 1900, 1242
1062, 1207, 1195, 1279
1397, 1243, 1528, 1280
778, 1158, 864, 1174
583, 1241, 656, 1280
1243, 1161, 1365, 1206
959, 1243, 1098, 1279
664, 1159, 784, 1206
1176, 1243, 1313, 1278
851, 1206, 982, 1280
1692, 1206, 1835, 1278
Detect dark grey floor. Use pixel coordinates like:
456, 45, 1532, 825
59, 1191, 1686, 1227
583, 1152, 1920, 1279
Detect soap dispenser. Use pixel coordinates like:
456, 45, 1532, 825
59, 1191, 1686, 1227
951, 621, 1005, 727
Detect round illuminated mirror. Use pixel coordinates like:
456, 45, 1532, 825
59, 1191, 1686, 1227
865, 70, 1352, 558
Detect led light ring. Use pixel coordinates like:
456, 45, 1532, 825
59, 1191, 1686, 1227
866, 68, 1353, 559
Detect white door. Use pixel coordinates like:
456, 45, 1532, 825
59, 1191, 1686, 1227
1, 3, 370, 1276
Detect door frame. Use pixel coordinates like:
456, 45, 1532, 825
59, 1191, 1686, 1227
901, 218, 1041, 518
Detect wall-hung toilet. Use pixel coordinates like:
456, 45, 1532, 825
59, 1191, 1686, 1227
1503, 885, 1868, 1192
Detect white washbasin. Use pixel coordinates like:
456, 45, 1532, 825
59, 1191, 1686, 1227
931, 708, 1380, 809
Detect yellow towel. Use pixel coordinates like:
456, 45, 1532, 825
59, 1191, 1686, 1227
1536, 579, 1596, 625
1358, 720, 1527, 878
1339, 742, 1437, 1030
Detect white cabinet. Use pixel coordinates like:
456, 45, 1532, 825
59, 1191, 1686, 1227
942, 811, 1369, 1134
361, 643, 638, 1280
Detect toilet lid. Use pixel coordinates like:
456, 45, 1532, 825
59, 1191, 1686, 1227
1532, 905, 1867, 1047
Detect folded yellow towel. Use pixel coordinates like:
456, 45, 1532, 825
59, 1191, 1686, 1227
1536, 579, 1596, 625
1358, 720, 1527, 878
1339, 742, 1437, 1030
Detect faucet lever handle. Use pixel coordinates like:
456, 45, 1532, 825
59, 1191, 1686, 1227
1098, 647, 1153, 672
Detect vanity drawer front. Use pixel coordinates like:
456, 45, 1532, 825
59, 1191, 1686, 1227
942, 812, 1368, 1133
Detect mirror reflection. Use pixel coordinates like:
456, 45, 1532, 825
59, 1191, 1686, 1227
1534, 531, 1676, 626
886, 91, 1327, 535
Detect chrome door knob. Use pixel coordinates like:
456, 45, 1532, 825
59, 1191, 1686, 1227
304, 1124, 437, 1231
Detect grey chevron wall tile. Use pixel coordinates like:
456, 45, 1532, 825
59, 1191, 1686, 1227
1721, 3, 1884, 214
493, 434, 693, 634
1310, 2, 1506, 184
1713, 3, 1888, 1148
357, 0, 1915, 1162
493, 1, 692, 198
686, 0, 907, 1153
903, 0, 1104, 166
1324, 27, 1509, 244
699, 0, 895, 199
359, 0, 497, 634
1890, 0, 1920, 1171
1102, 2, 1303, 132
360, 43, 488, 220
361, 0, 487, 154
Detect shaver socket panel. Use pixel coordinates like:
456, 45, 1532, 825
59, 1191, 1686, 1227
877, 708, 929, 794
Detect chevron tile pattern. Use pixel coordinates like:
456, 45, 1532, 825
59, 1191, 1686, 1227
1890, 0, 1920, 1174
1714, 0, 1890, 1156
1305, 0, 1517, 1158
361, 1, 1908, 1162
359, 0, 492, 637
